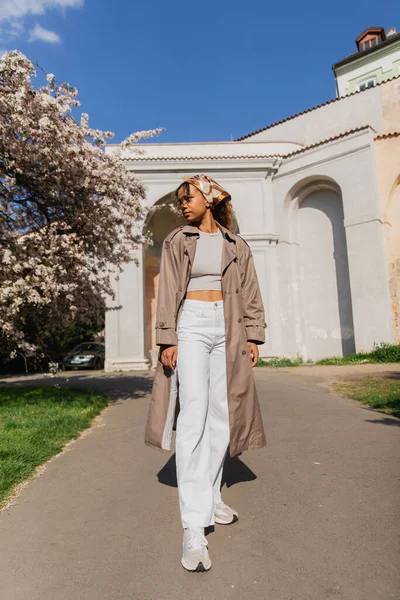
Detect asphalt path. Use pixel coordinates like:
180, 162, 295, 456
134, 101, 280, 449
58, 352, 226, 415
0, 366, 399, 600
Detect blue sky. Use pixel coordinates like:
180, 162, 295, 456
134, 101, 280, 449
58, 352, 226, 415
0, 0, 399, 143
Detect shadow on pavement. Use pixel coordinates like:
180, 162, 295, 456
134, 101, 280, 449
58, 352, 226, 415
157, 452, 257, 489
381, 371, 400, 380
223, 452, 258, 488
358, 404, 400, 426
364, 416, 400, 427
340, 370, 400, 382
0, 371, 154, 403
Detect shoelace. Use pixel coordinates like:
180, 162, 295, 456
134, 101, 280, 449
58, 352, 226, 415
187, 528, 208, 550
215, 501, 231, 513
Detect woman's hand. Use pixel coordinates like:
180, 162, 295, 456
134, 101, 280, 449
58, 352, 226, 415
161, 345, 178, 371
247, 341, 259, 368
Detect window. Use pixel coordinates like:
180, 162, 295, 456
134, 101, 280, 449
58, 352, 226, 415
360, 37, 378, 51
357, 77, 376, 91
74, 343, 104, 352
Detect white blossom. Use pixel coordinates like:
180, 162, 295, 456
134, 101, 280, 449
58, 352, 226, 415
0, 50, 161, 359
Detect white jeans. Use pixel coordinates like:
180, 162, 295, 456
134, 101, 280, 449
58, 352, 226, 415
176, 299, 230, 529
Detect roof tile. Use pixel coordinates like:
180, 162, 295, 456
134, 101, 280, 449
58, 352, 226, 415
283, 126, 372, 158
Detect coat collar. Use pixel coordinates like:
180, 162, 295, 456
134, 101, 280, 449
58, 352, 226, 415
181, 222, 237, 274
181, 222, 236, 243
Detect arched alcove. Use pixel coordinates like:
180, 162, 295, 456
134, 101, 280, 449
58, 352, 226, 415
286, 177, 355, 360
144, 193, 186, 363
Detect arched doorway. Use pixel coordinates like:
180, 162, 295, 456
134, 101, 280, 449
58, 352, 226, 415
144, 193, 186, 366
287, 178, 355, 360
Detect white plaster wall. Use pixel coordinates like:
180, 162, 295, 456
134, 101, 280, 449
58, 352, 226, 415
273, 130, 393, 357
246, 243, 268, 358
272, 238, 298, 357
240, 84, 385, 146
225, 177, 266, 232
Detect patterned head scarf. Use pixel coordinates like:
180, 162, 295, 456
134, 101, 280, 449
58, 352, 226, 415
182, 174, 231, 206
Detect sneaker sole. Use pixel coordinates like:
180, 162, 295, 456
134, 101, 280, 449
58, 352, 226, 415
181, 557, 212, 572
214, 514, 239, 526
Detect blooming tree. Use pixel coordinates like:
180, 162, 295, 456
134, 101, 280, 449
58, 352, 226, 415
0, 50, 162, 363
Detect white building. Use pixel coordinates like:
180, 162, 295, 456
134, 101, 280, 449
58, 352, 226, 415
105, 32, 400, 371
333, 26, 400, 96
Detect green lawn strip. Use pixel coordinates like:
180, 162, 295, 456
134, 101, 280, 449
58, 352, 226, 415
257, 357, 302, 367
257, 343, 400, 368
331, 379, 400, 418
0, 386, 109, 507
316, 353, 373, 365
317, 343, 400, 366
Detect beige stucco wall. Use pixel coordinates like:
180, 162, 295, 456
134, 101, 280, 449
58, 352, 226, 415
374, 134, 400, 342
381, 78, 400, 132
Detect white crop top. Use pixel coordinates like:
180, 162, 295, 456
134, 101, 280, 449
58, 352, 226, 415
186, 229, 223, 292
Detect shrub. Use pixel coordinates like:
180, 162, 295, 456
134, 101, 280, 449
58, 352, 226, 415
372, 342, 400, 363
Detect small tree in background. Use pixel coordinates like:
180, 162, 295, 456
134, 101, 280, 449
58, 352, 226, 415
0, 50, 162, 369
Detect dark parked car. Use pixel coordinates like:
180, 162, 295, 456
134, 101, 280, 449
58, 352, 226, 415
63, 342, 105, 371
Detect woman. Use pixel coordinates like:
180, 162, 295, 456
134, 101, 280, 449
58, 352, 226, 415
145, 174, 267, 572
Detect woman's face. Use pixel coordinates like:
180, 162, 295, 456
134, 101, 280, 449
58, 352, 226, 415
177, 183, 209, 223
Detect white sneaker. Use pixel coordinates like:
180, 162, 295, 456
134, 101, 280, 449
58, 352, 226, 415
181, 527, 212, 572
214, 501, 239, 525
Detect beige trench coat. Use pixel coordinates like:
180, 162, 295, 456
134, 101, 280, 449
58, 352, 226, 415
144, 222, 267, 457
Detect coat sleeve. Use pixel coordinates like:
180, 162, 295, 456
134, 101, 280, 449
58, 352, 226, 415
155, 237, 180, 347
240, 243, 267, 345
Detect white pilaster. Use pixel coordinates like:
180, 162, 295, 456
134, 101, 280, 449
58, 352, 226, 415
344, 217, 393, 350
105, 247, 149, 371
241, 233, 282, 359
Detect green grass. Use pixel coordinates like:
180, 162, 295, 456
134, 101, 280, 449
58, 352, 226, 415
316, 353, 373, 365
256, 343, 400, 367
0, 386, 109, 508
317, 343, 400, 366
257, 356, 305, 368
332, 379, 400, 418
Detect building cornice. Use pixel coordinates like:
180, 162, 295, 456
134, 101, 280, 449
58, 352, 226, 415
123, 156, 282, 174
241, 232, 280, 244
122, 154, 281, 162
105, 140, 302, 165
282, 126, 373, 158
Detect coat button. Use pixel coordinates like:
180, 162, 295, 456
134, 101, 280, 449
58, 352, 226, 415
159, 321, 165, 327
238, 318, 242, 323
242, 350, 246, 355
236, 288, 239, 293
